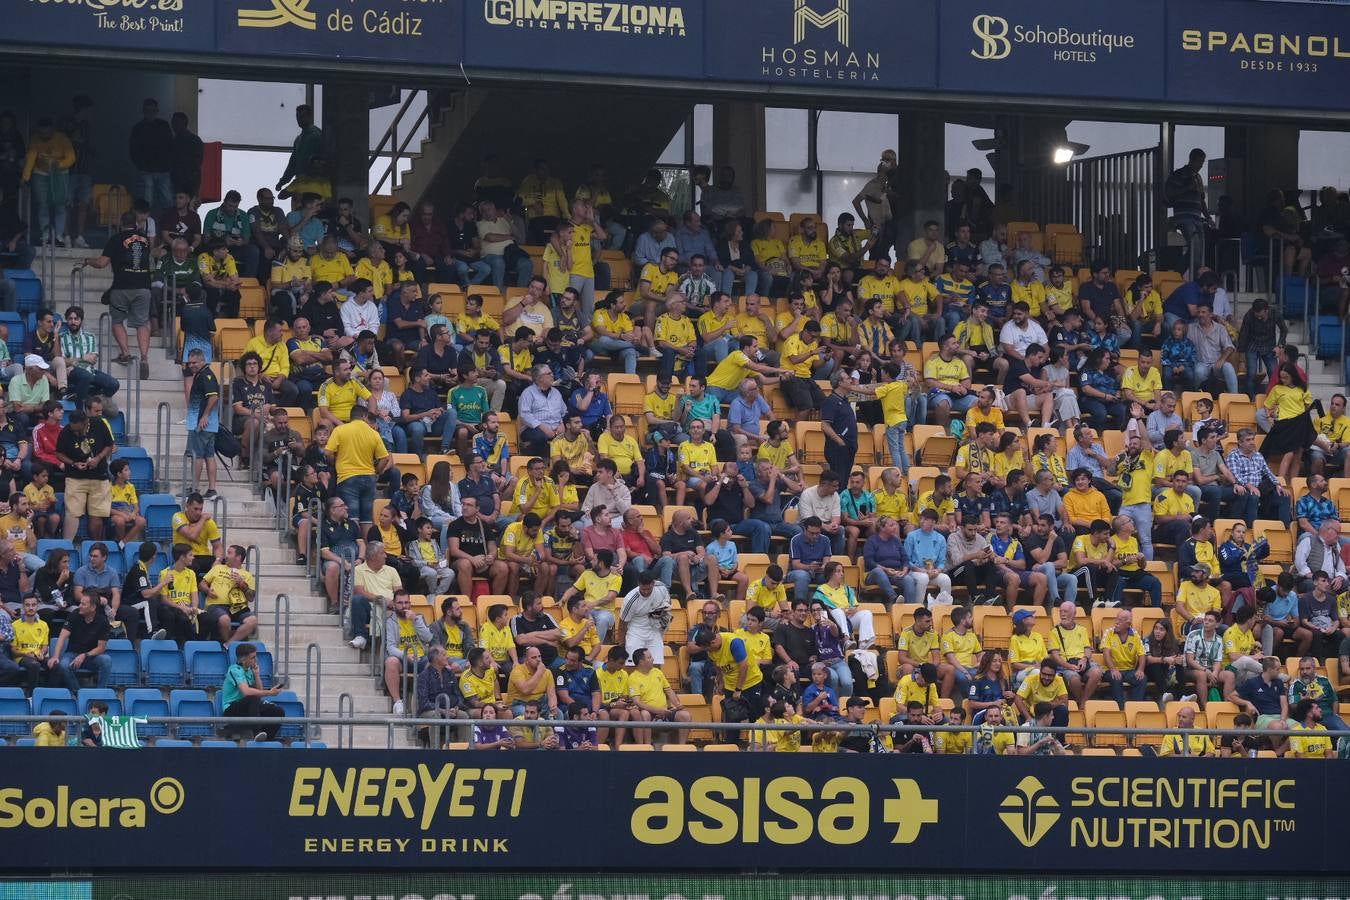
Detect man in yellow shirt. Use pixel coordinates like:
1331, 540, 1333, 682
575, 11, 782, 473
1014, 659, 1070, 726
1064, 468, 1112, 532
1047, 600, 1103, 706
1153, 470, 1197, 549
787, 218, 828, 279
895, 607, 940, 676
1011, 260, 1046, 317
654, 294, 697, 378
242, 318, 300, 407
1309, 392, 1349, 476
1114, 431, 1156, 562
354, 241, 395, 299
627, 647, 692, 744
1159, 705, 1216, 756
937, 607, 982, 700
12, 595, 50, 693
706, 335, 789, 402
310, 235, 355, 289
498, 513, 545, 597
1100, 609, 1147, 705
923, 334, 976, 428
172, 494, 223, 579
200, 544, 258, 646
325, 402, 391, 526
153, 543, 202, 644
1289, 699, 1336, 758
894, 663, 940, 716
1121, 350, 1163, 412
637, 247, 680, 329
779, 321, 828, 413
1172, 561, 1221, 636
597, 417, 643, 484
316, 357, 372, 428
676, 420, 718, 504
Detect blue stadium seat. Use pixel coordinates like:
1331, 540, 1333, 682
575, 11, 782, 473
1316, 317, 1343, 360
139, 640, 186, 687
76, 688, 122, 717
123, 542, 170, 581
112, 447, 154, 491
0, 688, 31, 737
1, 270, 42, 311
184, 641, 228, 689
228, 642, 274, 688
169, 689, 216, 739
246, 741, 284, 748
103, 638, 139, 687
153, 738, 194, 747
291, 741, 328, 748
272, 691, 305, 740
14, 738, 36, 747
106, 410, 127, 443
31, 687, 74, 718
124, 688, 169, 736
36, 539, 79, 571
200, 740, 238, 748
141, 494, 181, 541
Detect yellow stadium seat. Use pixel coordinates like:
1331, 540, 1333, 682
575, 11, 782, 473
975, 607, 1011, 649
1085, 700, 1127, 747
890, 603, 922, 636
1218, 394, 1256, 430
475, 594, 515, 623
679, 694, 714, 742
1006, 221, 1040, 249
1255, 521, 1293, 564
1125, 701, 1166, 747
239, 282, 267, 319
618, 743, 654, 751
1065, 707, 1087, 748
912, 426, 957, 468
1079, 747, 1117, 756
740, 554, 773, 589
1049, 231, 1084, 266
665, 607, 688, 646
661, 743, 697, 751
1204, 701, 1240, 731
859, 603, 893, 648
703, 743, 740, 751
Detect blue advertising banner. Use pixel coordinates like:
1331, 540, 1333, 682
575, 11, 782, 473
5, 0, 214, 54
216, 0, 460, 62
703, 0, 938, 91
0, 749, 1346, 872
461, 0, 701, 77
1166, 0, 1350, 109
937, 0, 1165, 100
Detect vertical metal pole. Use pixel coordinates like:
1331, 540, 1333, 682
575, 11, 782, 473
154, 402, 170, 492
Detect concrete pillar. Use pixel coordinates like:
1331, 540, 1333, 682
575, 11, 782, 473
323, 82, 371, 221
172, 75, 198, 130
895, 112, 945, 253
713, 101, 766, 214
1222, 124, 1299, 221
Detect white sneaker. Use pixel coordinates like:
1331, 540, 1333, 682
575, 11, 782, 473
1180, 694, 1197, 703
933, 590, 954, 607
349, 635, 367, 650
392, 700, 405, 716
72, 236, 89, 249
1092, 599, 1105, 608
1160, 692, 1174, 705
174, 416, 186, 426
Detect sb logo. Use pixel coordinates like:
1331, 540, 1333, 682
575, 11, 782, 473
971, 14, 1011, 60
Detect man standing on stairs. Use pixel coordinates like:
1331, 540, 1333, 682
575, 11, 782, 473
326, 401, 392, 529
83, 211, 152, 380
55, 411, 113, 543
184, 349, 221, 499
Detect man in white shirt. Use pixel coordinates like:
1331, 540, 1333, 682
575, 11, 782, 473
998, 303, 1048, 360
517, 365, 566, 457
1293, 521, 1348, 594
798, 470, 844, 555
340, 278, 381, 338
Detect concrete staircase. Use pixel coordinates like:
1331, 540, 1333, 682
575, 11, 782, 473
45, 246, 396, 748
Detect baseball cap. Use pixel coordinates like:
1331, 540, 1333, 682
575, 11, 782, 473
23, 354, 48, 370
1012, 609, 1036, 625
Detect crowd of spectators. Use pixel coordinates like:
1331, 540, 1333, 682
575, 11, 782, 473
3, 98, 1350, 754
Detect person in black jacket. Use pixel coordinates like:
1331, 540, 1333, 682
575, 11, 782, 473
170, 112, 203, 200
715, 219, 764, 297
128, 98, 174, 212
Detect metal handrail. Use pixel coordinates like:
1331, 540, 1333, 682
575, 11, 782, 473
96, 309, 110, 371
209, 493, 228, 551
304, 641, 323, 737
251, 414, 267, 493
271, 592, 292, 681
71, 263, 85, 308
336, 692, 354, 749
161, 269, 182, 361
179, 453, 196, 500
369, 90, 429, 197
127, 329, 143, 444
307, 497, 322, 585
275, 451, 294, 532
153, 402, 171, 492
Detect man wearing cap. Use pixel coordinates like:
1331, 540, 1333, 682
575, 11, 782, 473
8, 356, 52, 428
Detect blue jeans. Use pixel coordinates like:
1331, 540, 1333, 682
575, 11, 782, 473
137, 171, 173, 212
1195, 360, 1239, 395
822, 657, 853, 696
930, 390, 977, 416
950, 665, 976, 699
1080, 398, 1126, 430
350, 592, 380, 643
1120, 503, 1154, 561
590, 336, 639, 374
719, 268, 762, 297
785, 569, 816, 602
1034, 562, 1080, 605
592, 608, 615, 644
698, 335, 736, 374
627, 554, 676, 588
908, 392, 928, 428
452, 259, 492, 287
941, 307, 964, 336
338, 474, 376, 524
733, 519, 798, 555
885, 422, 910, 473
1162, 365, 1196, 392
688, 658, 718, 700
659, 346, 700, 378
382, 426, 408, 454
484, 254, 508, 289
31, 172, 68, 237
866, 566, 906, 602
1245, 351, 1277, 396
1109, 569, 1162, 607
1107, 669, 1146, 705
65, 366, 120, 401
55, 650, 112, 691
401, 416, 448, 456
